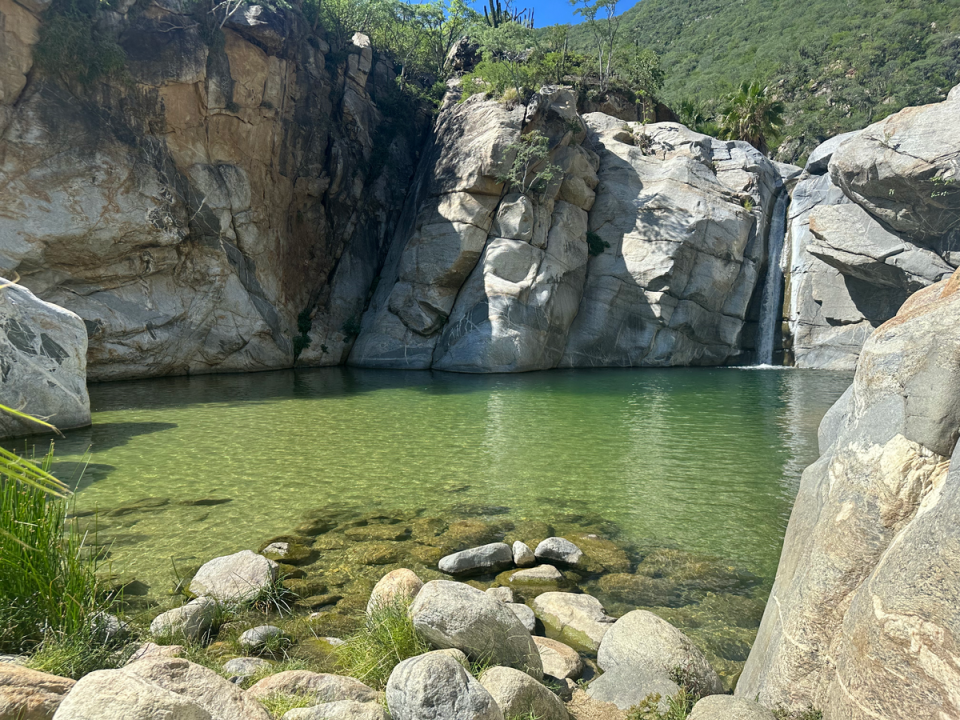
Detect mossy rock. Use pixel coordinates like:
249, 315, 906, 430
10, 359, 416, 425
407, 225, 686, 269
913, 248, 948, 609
177, 498, 232, 507
258, 536, 316, 565
595, 573, 684, 608
99, 573, 150, 597
408, 543, 444, 566
685, 625, 756, 663
296, 637, 342, 668
343, 524, 412, 542
283, 578, 329, 597
502, 520, 554, 547
312, 533, 351, 551
344, 540, 404, 565
634, 548, 760, 595
430, 519, 500, 553
495, 568, 569, 600
334, 593, 368, 615
305, 610, 362, 639
295, 593, 344, 610
566, 533, 632, 574
278, 564, 307, 580
105, 497, 171, 517
410, 517, 448, 542
294, 518, 336, 536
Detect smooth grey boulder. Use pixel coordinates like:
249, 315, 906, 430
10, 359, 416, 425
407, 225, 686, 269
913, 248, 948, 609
533, 637, 583, 680
739, 273, 960, 719
512, 542, 536, 568
223, 657, 271, 677
439, 543, 513, 576
52, 657, 270, 720
532, 592, 615, 653
190, 551, 278, 604
386, 651, 503, 720
808, 203, 953, 292
688, 695, 775, 720
479, 666, 569, 720
830, 86, 960, 239
534, 539, 583, 566
150, 598, 218, 641
0, 280, 90, 438
410, 581, 543, 679
283, 701, 389, 720
507, 603, 536, 632
367, 568, 423, 614
238, 625, 283, 652
588, 610, 722, 711
246, 672, 377, 704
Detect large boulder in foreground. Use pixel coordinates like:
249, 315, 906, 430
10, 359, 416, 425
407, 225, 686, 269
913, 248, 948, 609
0, 663, 74, 720
52, 657, 270, 720
688, 695, 775, 720
479, 666, 568, 720
738, 272, 960, 719
587, 610, 722, 710
830, 86, 960, 240
189, 551, 278, 604
386, 651, 503, 720
246, 672, 376, 704
410, 581, 543, 680
0, 280, 90, 438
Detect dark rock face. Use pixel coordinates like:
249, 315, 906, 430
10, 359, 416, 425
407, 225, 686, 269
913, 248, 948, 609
0, 4, 428, 380
738, 273, 960, 719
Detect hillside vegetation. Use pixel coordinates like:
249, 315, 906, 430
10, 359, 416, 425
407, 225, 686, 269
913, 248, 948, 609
567, 0, 960, 162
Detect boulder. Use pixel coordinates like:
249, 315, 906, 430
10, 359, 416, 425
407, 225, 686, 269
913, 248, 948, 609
485, 587, 514, 603
507, 603, 536, 632
0, 280, 90, 438
532, 592, 615, 652
282, 701, 389, 720
438, 543, 513, 576
512, 542, 536, 568
829, 88, 960, 240
127, 643, 184, 664
587, 610, 723, 711
189, 551, 278, 604
479, 666, 568, 720
238, 625, 283, 652
90, 612, 127, 643
534, 539, 583, 566
533, 637, 583, 680
222, 657, 271, 677
367, 569, 423, 614
804, 130, 859, 175
510, 565, 563, 583
410, 581, 543, 679
51, 657, 270, 720
150, 597, 218, 641
738, 272, 960, 719
385, 651, 503, 720
246, 672, 376, 704
688, 695, 775, 720
0, 664, 74, 720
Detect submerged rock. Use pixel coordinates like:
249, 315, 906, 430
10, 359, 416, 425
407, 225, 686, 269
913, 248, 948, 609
386, 651, 503, 720
410, 581, 543, 679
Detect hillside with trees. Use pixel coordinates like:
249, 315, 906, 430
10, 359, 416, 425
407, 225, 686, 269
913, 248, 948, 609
567, 0, 960, 161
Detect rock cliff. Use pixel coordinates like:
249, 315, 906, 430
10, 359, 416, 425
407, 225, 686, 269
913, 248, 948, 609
351, 87, 788, 371
784, 89, 959, 369
0, 0, 428, 380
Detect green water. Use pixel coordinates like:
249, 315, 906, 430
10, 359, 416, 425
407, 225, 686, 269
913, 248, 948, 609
25, 367, 850, 599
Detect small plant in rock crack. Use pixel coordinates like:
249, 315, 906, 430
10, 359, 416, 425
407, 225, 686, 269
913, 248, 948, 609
587, 231, 610, 256
497, 131, 563, 200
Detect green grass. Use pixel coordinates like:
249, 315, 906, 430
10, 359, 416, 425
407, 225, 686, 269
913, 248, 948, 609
773, 708, 824, 720
335, 600, 429, 689
257, 691, 318, 719
626, 665, 706, 720
0, 446, 109, 653
26, 631, 132, 680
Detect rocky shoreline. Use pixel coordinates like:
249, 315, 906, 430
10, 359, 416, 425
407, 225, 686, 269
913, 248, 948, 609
0, 533, 776, 720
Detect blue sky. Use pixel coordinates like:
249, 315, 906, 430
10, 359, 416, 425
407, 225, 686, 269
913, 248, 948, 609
469, 0, 589, 27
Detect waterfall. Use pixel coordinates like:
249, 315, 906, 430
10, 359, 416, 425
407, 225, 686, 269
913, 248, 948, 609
756, 190, 788, 365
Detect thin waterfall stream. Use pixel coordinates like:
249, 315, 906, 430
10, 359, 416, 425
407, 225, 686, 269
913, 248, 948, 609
756, 190, 789, 365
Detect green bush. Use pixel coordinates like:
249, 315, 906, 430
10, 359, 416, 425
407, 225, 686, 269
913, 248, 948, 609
336, 600, 429, 689
587, 231, 610, 256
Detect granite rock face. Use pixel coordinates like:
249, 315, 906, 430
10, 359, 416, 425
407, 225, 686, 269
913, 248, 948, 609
0, 4, 427, 380
352, 89, 787, 371
0, 280, 90, 438
739, 272, 960, 719
784, 87, 959, 369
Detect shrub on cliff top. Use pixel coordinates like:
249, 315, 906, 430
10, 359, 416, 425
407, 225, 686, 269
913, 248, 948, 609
33, 0, 126, 86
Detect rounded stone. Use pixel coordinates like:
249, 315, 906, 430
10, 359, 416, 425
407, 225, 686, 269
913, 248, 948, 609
439, 543, 513, 576
239, 625, 284, 652
535, 538, 583, 566
533, 636, 583, 680
367, 569, 423, 615
386, 651, 503, 720
688, 695, 776, 720
479, 665, 568, 720
189, 550, 278, 604
512, 541, 536, 567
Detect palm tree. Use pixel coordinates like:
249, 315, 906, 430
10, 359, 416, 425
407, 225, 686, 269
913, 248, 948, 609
718, 81, 785, 154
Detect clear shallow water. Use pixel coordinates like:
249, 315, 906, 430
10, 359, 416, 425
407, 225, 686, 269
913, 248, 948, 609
10, 367, 851, 597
